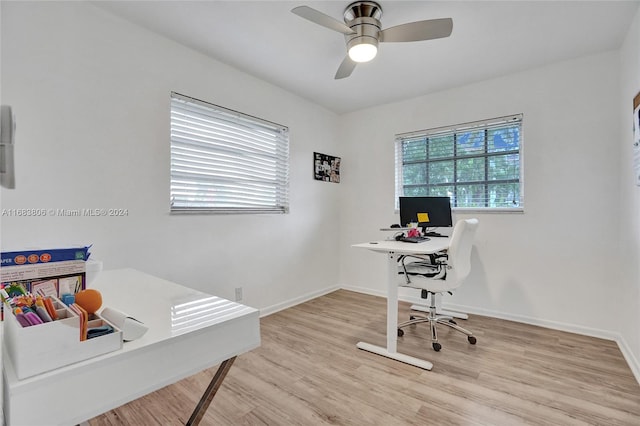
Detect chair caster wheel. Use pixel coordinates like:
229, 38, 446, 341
409, 316, 415, 320
448, 319, 457, 325
397, 328, 404, 337
468, 336, 477, 345
432, 342, 441, 351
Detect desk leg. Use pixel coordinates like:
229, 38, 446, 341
186, 356, 237, 426
386, 252, 398, 353
356, 252, 433, 371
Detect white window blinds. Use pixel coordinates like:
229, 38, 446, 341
395, 114, 523, 210
170, 92, 289, 214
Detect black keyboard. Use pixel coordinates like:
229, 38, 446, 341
400, 236, 430, 243
424, 232, 446, 237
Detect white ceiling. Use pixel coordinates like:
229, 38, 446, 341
93, 0, 639, 114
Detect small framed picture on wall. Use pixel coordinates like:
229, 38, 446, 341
314, 152, 341, 183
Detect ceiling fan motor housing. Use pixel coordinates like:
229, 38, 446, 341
343, 1, 383, 53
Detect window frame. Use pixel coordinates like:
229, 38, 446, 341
394, 114, 524, 212
170, 92, 290, 215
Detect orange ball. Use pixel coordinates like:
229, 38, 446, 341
74, 289, 102, 314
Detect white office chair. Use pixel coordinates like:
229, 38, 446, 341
397, 218, 479, 351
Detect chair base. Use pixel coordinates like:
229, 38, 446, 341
398, 292, 476, 351
409, 303, 469, 320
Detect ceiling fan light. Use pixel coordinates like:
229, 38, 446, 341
348, 42, 378, 63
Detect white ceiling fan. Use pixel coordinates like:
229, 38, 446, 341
292, 1, 453, 79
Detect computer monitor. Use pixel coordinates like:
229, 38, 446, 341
399, 196, 453, 231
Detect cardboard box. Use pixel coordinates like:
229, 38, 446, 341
1, 246, 91, 267
3, 298, 123, 379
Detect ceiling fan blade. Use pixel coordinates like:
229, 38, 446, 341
292, 6, 356, 35
380, 18, 453, 43
335, 56, 357, 80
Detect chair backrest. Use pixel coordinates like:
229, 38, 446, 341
446, 218, 479, 287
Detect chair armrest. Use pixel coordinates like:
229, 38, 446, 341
397, 255, 446, 284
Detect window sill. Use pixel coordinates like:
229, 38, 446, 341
452, 207, 524, 214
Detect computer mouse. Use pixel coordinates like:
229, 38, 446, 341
390, 224, 401, 228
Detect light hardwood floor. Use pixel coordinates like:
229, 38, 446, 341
90, 290, 640, 425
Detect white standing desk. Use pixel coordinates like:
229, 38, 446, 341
352, 238, 450, 370
2, 268, 261, 426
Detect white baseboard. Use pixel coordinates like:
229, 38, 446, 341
612, 331, 640, 385
443, 301, 618, 340
340, 286, 640, 385
340, 284, 388, 299
259, 285, 340, 318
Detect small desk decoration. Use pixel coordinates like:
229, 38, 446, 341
314, 152, 341, 183
634, 92, 640, 186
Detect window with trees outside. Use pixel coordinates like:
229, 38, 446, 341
170, 92, 289, 214
395, 114, 523, 210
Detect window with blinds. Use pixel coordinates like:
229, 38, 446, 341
395, 114, 523, 210
170, 92, 289, 214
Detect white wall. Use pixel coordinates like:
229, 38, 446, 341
618, 6, 640, 379
338, 51, 623, 339
0, 1, 342, 312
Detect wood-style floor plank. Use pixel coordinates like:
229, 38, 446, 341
89, 290, 640, 425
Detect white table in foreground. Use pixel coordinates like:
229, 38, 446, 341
352, 238, 450, 370
3, 268, 260, 426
